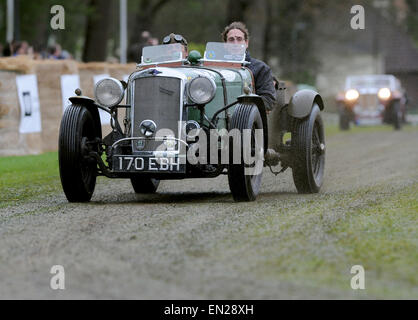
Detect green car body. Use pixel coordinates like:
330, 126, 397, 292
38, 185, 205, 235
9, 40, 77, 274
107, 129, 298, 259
59, 43, 326, 202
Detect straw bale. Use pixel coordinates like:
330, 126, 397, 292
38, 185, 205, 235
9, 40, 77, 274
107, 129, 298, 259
34, 60, 79, 151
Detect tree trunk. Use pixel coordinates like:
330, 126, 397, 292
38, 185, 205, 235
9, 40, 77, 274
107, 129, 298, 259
83, 0, 112, 62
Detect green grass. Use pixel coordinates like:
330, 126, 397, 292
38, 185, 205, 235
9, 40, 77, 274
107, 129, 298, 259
325, 123, 418, 137
217, 183, 418, 299
0, 152, 61, 206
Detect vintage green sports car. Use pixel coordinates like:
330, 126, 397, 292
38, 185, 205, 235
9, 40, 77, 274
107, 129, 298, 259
58, 42, 326, 202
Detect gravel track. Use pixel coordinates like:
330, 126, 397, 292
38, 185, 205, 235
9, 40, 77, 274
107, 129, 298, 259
0, 128, 417, 299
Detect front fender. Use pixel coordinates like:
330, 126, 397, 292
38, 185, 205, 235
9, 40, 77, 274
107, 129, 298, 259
237, 94, 268, 153
288, 89, 324, 119
69, 96, 102, 138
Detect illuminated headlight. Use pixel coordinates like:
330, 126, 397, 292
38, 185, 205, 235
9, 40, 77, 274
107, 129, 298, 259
94, 78, 125, 107
345, 89, 359, 101
378, 88, 391, 100
187, 77, 216, 105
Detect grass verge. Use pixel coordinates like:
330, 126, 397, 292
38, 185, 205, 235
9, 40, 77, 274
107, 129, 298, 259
0, 152, 61, 207
218, 183, 418, 299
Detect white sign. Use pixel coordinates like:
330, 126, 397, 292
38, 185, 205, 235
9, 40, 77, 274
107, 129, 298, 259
60, 74, 80, 112
93, 74, 111, 124
16, 75, 42, 134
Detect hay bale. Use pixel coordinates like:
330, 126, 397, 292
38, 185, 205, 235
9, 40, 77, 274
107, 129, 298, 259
78, 62, 110, 98
108, 63, 136, 81
0, 56, 36, 74
34, 60, 79, 151
0, 70, 29, 156
0, 60, 137, 156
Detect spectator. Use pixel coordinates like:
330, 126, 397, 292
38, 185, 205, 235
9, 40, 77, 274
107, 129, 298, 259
13, 41, 30, 56
128, 30, 156, 62
32, 42, 47, 60
48, 44, 65, 60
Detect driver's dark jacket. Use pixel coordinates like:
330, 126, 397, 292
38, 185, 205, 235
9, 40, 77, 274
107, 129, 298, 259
245, 51, 277, 111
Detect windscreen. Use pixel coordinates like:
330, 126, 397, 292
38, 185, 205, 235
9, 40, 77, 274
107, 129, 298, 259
347, 76, 391, 90
141, 43, 184, 64
204, 42, 246, 63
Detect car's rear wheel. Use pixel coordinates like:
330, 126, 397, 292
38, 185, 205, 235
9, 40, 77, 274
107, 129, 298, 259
59, 105, 99, 202
228, 103, 264, 202
291, 104, 325, 193
391, 100, 402, 130
130, 176, 160, 194
339, 105, 350, 131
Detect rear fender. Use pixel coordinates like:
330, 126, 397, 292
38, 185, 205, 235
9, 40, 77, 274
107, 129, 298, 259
288, 89, 324, 119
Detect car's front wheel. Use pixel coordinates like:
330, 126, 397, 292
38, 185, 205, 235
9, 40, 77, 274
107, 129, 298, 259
59, 105, 99, 202
228, 103, 264, 202
291, 104, 325, 194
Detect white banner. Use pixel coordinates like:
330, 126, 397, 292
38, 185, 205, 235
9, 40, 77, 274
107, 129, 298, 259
93, 74, 111, 124
16, 75, 42, 134
60, 74, 80, 113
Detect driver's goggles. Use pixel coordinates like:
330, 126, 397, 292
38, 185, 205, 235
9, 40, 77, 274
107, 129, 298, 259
163, 34, 187, 46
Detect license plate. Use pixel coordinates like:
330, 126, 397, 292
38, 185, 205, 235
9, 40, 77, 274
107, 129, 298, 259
113, 156, 185, 173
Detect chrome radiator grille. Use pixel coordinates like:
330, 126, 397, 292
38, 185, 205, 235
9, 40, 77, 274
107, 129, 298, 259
132, 76, 182, 152
357, 94, 379, 109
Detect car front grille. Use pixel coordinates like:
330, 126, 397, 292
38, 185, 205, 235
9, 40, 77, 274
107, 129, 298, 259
357, 94, 379, 109
132, 76, 182, 152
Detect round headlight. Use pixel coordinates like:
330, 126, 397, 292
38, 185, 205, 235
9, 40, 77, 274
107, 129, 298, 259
94, 78, 125, 107
345, 89, 359, 101
187, 77, 216, 105
378, 88, 391, 100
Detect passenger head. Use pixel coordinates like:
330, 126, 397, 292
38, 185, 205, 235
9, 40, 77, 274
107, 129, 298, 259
222, 21, 250, 49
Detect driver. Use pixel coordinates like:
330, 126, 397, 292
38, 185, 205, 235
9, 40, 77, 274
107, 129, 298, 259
162, 33, 189, 60
221, 22, 276, 112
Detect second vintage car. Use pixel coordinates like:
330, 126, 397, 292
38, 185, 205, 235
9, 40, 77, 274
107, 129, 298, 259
337, 74, 408, 130
58, 42, 326, 202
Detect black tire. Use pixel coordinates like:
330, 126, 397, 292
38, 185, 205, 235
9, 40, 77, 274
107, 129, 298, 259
391, 100, 402, 130
59, 105, 98, 202
228, 103, 264, 202
291, 104, 325, 194
130, 176, 160, 194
